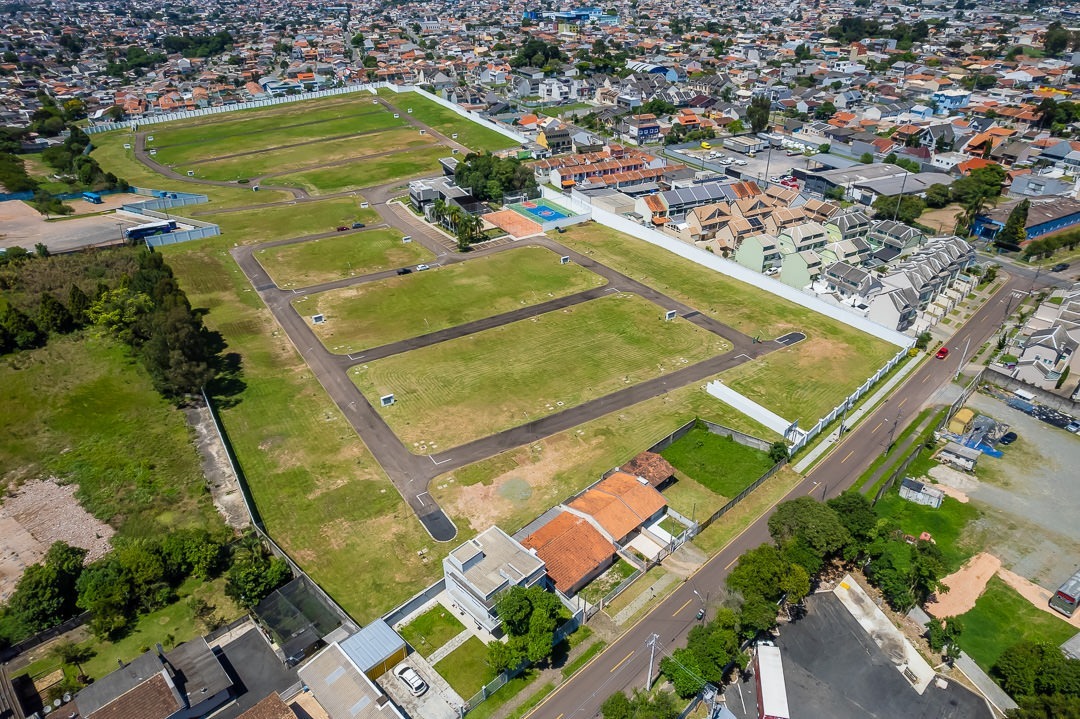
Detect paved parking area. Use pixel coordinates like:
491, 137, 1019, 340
0, 198, 138, 253
724, 592, 991, 719
213, 626, 300, 719
381, 654, 462, 719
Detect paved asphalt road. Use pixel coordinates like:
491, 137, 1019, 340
526, 272, 1041, 719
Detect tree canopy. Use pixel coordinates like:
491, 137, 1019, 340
454, 152, 537, 203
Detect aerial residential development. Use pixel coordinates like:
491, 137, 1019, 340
1, 1, 1080, 718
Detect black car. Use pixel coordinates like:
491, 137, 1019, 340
352, 222, 366, 229
1051, 263, 1070, 272
396, 267, 412, 275
1000, 431, 1018, 445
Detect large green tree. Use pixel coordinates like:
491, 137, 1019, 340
995, 199, 1029, 252
747, 95, 772, 133
7, 543, 87, 633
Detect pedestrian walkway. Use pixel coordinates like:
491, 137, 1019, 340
428, 628, 473, 664
855, 410, 937, 496
793, 354, 923, 473
611, 571, 679, 626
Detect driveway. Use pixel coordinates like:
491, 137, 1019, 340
381, 655, 462, 719
214, 626, 299, 719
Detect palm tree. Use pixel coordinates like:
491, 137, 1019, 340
431, 198, 446, 227
445, 205, 463, 235
52, 640, 94, 680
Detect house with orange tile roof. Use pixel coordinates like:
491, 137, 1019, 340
567, 472, 667, 544
522, 512, 616, 595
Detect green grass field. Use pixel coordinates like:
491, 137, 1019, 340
161, 237, 447, 622
0, 335, 223, 537
559, 223, 899, 424
200, 196, 380, 245
957, 576, 1078, 672
398, 605, 466, 657
352, 293, 730, 448
433, 636, 494, 699
379, 90, 518, 153
258, 228, 434, 288
874, 491, 980, 572
295, 246, 605, 352
275, 146, 448, 194
660, 425, 774, 498
179, 129, 434, 182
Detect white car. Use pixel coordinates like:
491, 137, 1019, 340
415, 264, 431, 271
734, 159, 748, 166
394, 665, 428, 696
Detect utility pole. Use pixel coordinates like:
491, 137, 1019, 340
885, 410, 901, 455
955, 336, 971, 381
645, 633, 660, 692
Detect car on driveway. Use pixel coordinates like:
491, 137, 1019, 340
1000, 431, 1018, 445
394, 665, 428, 696
415, 264, 431, 271
1051, 263, 1070, 272
935, 347, 949, 359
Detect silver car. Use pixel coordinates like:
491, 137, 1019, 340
394, 665, 428, 696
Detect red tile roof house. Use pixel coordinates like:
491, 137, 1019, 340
522, 512, 617, 595
621, 451, 677, 488
567, 471, 668, 545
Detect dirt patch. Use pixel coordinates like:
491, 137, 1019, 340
997, 567, 1080, 630
0, 479, 115, 601
920, 205, 964, 235
926, 552, 1001, 618
184, 403, 250, 530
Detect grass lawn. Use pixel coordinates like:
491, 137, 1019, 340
352, 293, 730, 448
580, 560, 639, 604
433, 636, 494, 699
692, 466, 805, 555
161, 237, 446, 622
956, 576, 1078, 672
181, 128, 432, 182
431, 374, 778, 538
660, 426, 774, 498
559, 223, 898, 423
257, 229, 434, 288
155, 106, 407, 167
562, 640, 607, 678
398, 605, 465, 657
200, 196, 380, 245
90, 132, 293, 209
14, 576, 240, 683
275, 146, 448, 195
0, 334, 223, 537
662, 474, 724, 522
379, 90, 518, 153
874, 491, 980, 572
465, 671, 543, 719
296, 246, 605, 352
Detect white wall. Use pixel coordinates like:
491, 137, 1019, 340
705, 381, 793, 437
543, 186, 913, 348
381, 84, 530, 146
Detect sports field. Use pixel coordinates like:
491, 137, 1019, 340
378, 90, 518, 153
200, 196, 380, 244
351, 293, 730, 448
558, 223, 898, 423
274, 146, 448, 195
294, 246, 605, 352
180, 129, 435, 182
257, 229, 435, 288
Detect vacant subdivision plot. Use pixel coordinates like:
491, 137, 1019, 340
257, 229, 435, 288
199, 196, 380, 245
350, 293, 730, 448
378, 90, 519, 153
274, 146, 449, 195
294, 246, 606, 352
182, 128, 435, 182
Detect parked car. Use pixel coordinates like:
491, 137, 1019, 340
336, 226, 349, 231
415, 264, 431, 271
394, 665, 428, 697
1051, 263, 1070, 272
935, 347, 949, 359
396, 267, 412, 275
351, 222, 366, 229
999, 431, 1018, 445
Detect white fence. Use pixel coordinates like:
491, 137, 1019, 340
704, 381, 795, 438
542, 186, 913, 349
85, 82, 532, 147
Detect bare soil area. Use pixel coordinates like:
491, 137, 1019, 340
0, 479, 114, 601
926, 552, 1001, 618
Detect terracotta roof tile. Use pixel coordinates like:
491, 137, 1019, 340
568, 472, 667, 541
621, 452, 676, 487
523, 513, 615, 593
86, 673, 181, 719
237, 694, 295, 719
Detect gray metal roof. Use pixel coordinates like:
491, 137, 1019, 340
339, 620, 406, 673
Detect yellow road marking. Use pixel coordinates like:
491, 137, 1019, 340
841, 450, 854, 463
610, 651, 635, 673
673, 598, 692, 617
898, 397, 908, 408
872, 421, 883, 433
725, 556, 739, 570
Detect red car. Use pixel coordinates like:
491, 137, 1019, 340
336, 225, 349, 231
935, 347, 949, 359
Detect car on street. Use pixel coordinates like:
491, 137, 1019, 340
935, 347, 949, 359
396, 268, 412, 275
336, 226, 349, 231
1000, 431, 1018, 445
394, 665, 428, 696
415, 264, 431, 271
1051, 263, 1070, 272
351, 222, 366, 229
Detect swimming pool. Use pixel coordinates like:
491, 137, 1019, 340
508, 198, 572, 222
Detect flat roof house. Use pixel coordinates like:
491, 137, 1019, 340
297, 643, 405, 719
443, 526, 547, 634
